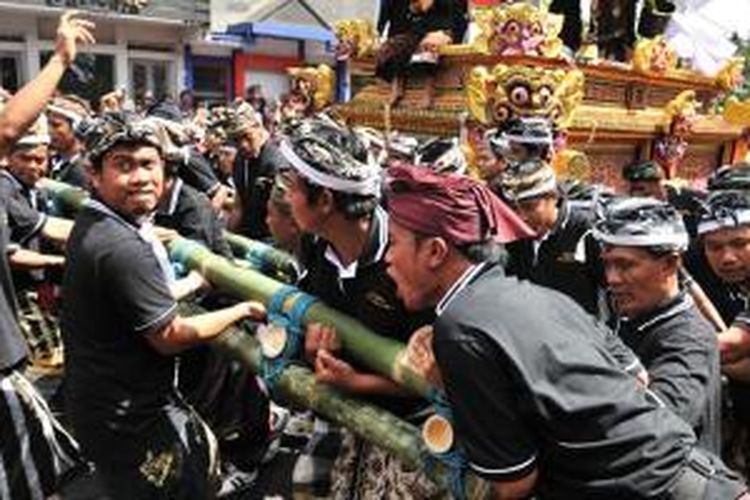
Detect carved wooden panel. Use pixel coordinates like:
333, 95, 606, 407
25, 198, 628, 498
585, 78, 628, 106
576, 143, 643, 193
678, 143, 725, 190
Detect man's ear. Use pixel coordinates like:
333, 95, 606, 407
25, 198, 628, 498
318, 188, 335, 215
661, 253, 681, 275
425, 236, 449, 270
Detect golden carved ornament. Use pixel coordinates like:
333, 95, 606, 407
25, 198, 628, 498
664, 90, 700, 124
286, 65, 335, 112
466, 64, 585, 128
723, 96, 750, 126
632, 36, 678, 75
715, 57, 745, 92
334, 19, 378, 61
471, 3, 563, 58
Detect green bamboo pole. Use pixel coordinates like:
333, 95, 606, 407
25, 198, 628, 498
223, 231, 298, 283
41, 178, 435, 398
169, 237, 433, 397
189, 304, 486, 497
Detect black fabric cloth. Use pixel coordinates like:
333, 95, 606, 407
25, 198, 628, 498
684, 242, 750, 428
433, 262, 699, 498
91, 393, 218, 500
505, 199, 603, 316
62, 201, 180, 466
549, 0, 583, 51
0, 170, 49, 289
297, 207, 432, 418
614, 291, 722, 453
232, 141, 284, 240
155, 178, 232, 259
178, 146, 221, 196
377, 0, 454, 38
50, 153, 89, 190
0, 198, 27, 371
375, 0, 454, 82
594, 0, 637, 61
1, 369, 82, 500
666, 185, 706, 238
0, 170, 46, 248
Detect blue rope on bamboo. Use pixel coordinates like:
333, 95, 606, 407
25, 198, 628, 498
260, 285, 318, 393
425, 387, 469, 500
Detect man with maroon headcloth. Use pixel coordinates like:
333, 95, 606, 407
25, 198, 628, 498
385, 164, 747, 500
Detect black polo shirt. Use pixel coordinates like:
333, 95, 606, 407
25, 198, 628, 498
0, 170, 46, 247
615, 292, 721, 453
50, 153, 89, 190
0, 170, 49, 289
61, 199, 178, 464
298, 206, 432, 417
433, 262, 696, 498
505, 199, 603, 317
0, 200, 27, 372
155, 177, 232, 258
232, 141, 286, 240
177, 146, 220, 196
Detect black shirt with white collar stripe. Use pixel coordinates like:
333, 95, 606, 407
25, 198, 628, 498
615, 291, 721, 453
298, 207, 432, 418
433, 262, 696, 498
61, 200, 178, 464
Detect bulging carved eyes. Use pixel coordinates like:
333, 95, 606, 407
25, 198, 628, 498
531, 22, 543, 36
509, 85, 530, 106
493, 104, 510, 122
502, 21, 520, 36
538, 86, 553, 106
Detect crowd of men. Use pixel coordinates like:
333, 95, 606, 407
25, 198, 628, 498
6, 9, 750, 500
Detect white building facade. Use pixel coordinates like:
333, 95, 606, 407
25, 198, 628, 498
0, 0, 209, 105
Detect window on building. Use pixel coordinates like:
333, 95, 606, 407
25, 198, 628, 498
0, 52, 21, 92
40, 52, 114, 106
130, 59, 172, 108
192, 59, 230, 106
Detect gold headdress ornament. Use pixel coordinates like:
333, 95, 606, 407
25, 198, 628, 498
715, 57, 745, 92
632, 35, 678, 75
286, 65, 335, 112
334, 19, 378, 60
467, 64, 585, 128
472, 3, 563, 58
664, 90, 700, 123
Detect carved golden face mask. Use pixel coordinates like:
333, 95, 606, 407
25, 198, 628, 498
286, 65, 335, 112
334, 19, 377, 61
467, 64, 585, 128
473, 3, 563, 58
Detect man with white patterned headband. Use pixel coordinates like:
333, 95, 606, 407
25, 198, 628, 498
47, 93, 91, 189
594, 197, 721, 453
280, 119, 440, 498
500, 157, 606, 318
698, 191, 750, 367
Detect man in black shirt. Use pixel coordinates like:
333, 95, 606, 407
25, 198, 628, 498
0, 10, 94, 499
623, 160, 705, 235
385, 163, 746, 499
228, 103, 286, 240
280, 120, 437, 497
155, 164, 232, 258
693, 189, 750, 476
62, 113, 265, 500
595, 197, 721, 453
501, 157, 605, 317
47, 94, 91, 189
